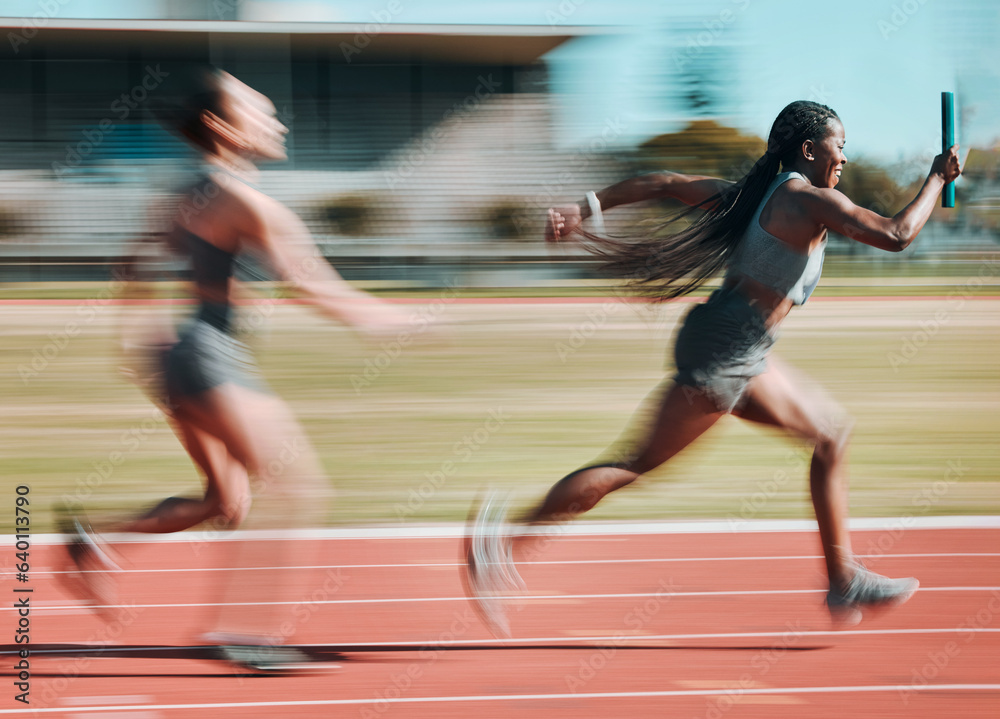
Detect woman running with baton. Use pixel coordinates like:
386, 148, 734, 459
467, 100, 962, 636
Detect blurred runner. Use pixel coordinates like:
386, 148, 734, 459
61, 67, 409, 670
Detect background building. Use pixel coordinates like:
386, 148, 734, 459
0, 17, 626, 282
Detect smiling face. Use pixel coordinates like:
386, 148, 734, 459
807, 118, 847, 188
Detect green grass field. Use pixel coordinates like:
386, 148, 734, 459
2, 290, 998, 534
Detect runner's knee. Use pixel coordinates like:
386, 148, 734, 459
584, 466, 639, 505
813, 414, 854, 465
208, 485, 251, 528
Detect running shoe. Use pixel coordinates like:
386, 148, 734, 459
212, 644, 321, 673
464, 491, 523, 638
59, 513, 122, 618
826, 562, 919, 626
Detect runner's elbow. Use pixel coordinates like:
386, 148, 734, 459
887, 227, 913, 252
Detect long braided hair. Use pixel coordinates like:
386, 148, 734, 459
582, 101, 840, 299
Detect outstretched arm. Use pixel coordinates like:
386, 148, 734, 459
803, 146, 962, 252
595, 172, 734, 210
246, 198, 408, 333
546, 172, 733, 242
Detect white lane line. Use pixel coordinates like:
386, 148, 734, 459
299, 626, 1000, 645
13, 552, 1000, 579
58, 695, 161, 719
5, 586, 998, 613
60, 696, 155, 706
12, 515, 1000, 544
5, 684, 1000, 714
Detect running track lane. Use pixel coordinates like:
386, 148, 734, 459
1, 522, 998, 718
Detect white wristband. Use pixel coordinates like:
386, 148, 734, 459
585, 191, 605, 234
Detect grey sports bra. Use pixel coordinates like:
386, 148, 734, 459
725, 171, 826, 305
183, 228, 236, 331
177, 169, 241, 332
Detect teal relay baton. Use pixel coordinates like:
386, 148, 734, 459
941, 91, 955, 208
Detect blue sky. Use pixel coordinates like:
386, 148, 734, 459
506, 0, 998, 166
4, 0, 997, 164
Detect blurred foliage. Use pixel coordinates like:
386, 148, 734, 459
834, 158, 905, 215
636, 119, 766, 180
961, 144, 1000, 232
966, 200, 1000, 232
485, 197, 534, 241
320, 193, 378, 237
0, 205, 24, 239
963, 145, 1000, 181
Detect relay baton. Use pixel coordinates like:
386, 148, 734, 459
941, 91, 955, 208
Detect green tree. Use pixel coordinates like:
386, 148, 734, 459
835, 158, 904, 214
637, 119, 766, 180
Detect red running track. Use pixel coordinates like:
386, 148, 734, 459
2, 525, 999, 718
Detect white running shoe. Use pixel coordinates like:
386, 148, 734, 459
62, 516, 121, 618
827, 562, 919, 627
212, 644, 319, 672
464, 491, 523, 638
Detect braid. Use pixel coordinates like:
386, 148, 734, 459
580, 100, 839, 300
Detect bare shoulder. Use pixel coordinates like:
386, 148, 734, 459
784, 180, 850, 208
211, 174, 298, 242
780, 182, 857, 225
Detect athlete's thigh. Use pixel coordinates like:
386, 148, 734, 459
629, 381, 728, 472
173, 384, 297, 473
733, 354, 850, 443
172, 412, 249, 504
